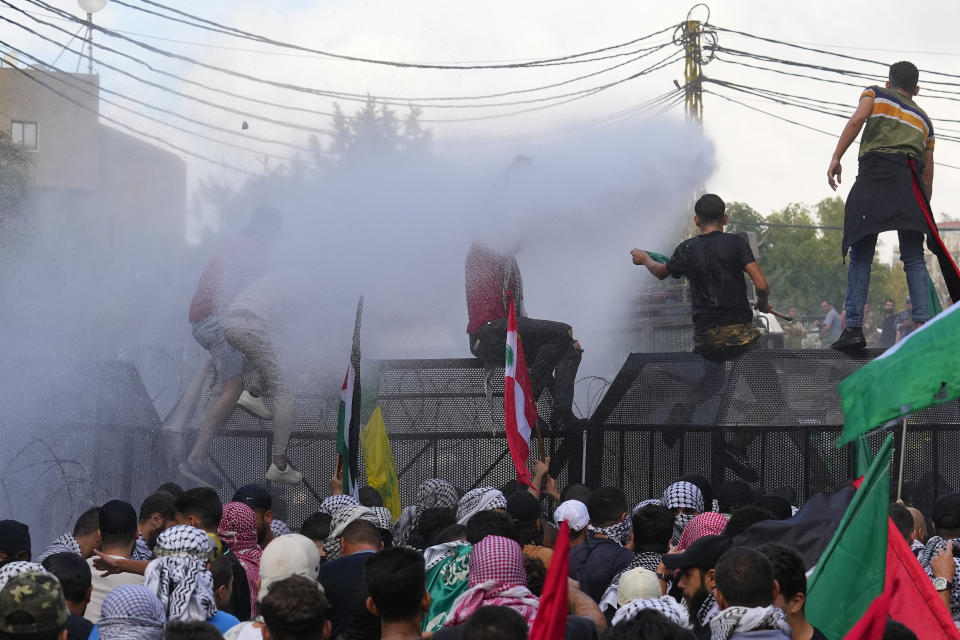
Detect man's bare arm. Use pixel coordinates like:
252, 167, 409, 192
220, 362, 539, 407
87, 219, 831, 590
923, 148, 934, 200
630, 249, 670, 280
744, 262, 770, 312
568, 580, 607, 635
828, 96, 873, 191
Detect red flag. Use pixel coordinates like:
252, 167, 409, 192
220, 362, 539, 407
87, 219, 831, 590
843, 590, 890, 640
504, 298, 536, 486
529, 521, 570, 640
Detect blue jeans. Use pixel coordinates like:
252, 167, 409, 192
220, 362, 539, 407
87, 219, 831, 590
845, 231, 929, 327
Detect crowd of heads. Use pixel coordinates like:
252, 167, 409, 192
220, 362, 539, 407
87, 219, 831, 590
0, 469, 949, 640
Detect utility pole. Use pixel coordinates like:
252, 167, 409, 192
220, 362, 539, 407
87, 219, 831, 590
675, 4, 716, 128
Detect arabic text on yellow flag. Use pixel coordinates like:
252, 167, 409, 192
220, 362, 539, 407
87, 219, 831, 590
360, 405, 402, 521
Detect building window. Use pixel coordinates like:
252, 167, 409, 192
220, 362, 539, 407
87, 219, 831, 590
10, 121, 38, 151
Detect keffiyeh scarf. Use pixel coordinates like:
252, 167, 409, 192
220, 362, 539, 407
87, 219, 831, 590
269, 519, 291, 537
676, 512, 728, 551
612, 595, 692, 628
0, 562, 46, 591
696, 591, 720, 628
587, 520, 632, 546
218, 502, 262, 616
633, 498, 663, 513
36, 534, 82, 563
662, 482, 703, 545
323, 504, 378, 560
599, 552, 663, 611
144, 525, 216, 621
709, 604, 791, 640
919, 535, 960, 619
369, 507, 394, 533
132, 535, 154, 561
319, 495, 359, 516
395, 479, 458, 547
445, 535, 538, 629
98, 584, 166, 640
456, 487, 507, 525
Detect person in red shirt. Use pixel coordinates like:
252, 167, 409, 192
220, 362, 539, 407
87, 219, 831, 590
465, 241, 583, 480
180, 206, 283, 488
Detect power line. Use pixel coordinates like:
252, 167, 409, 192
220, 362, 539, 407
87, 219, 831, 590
112, 0, 676, 71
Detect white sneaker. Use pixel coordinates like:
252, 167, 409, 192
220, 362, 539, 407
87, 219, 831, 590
237, 390, 272, 419
266, 462, 302, 484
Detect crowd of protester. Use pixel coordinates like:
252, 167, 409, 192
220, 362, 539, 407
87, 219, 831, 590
0, 462, 952, 640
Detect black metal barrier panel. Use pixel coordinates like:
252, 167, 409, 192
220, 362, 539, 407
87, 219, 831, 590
586, 350, 960, 511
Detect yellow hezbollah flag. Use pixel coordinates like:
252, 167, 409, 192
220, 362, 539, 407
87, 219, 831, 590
360, 405, 401, 520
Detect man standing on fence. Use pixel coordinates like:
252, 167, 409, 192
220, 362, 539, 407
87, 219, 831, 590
465, 240, 584, 481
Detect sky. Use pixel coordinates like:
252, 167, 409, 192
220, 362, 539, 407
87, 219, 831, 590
6, 0, 960, 240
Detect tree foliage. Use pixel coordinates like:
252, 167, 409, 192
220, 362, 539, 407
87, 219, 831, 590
726, 197, 908, 315
0, 131, 32, 227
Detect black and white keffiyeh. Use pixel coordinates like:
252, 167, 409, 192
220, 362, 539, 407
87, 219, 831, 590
919, 535, 960, 619
269, 519, 291, 537
98, 584, 166, 640
587, 520, 632, 546
395, 478, 458, 547
662, 482, 703, 544
708, 605, 791, 640
319, 495, 359, 516
144, 525, 216, 622
695, 591, 720, 628
0, 562, 46, 591
369, 507, 394, 533
132, 534, 154, 561
611, 595, 692, 628
456, 487, 507, 525
36, 534, 83, 563
323, 504, 378, 560
599, 552, 664, 611
633, 499, 664, 513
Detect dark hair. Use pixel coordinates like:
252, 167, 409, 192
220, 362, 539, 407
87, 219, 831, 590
73, 507, 101, 538
139, 491, 177, 525
163, 620, 224, 640
605, 609, 697, 640
209, 555, 233, 591
300, 513, 332, 542
632, 504, 675, 553
99, 500, 138, 548
754, 495, 792, 520
717, 481, 755, 513
156, 483, 185, 498
364, 548, 425, 622
523, 556, 547, 597
932, 493, 960, 532
462, 606, 528, 640
889, 61, 919, 93
357, 486, 384, 508
587, 487, 627, 527
724, 505, 776, 538
561, 483, 592, 505
679, 474, 713, 512
417, 507, 456, 546
341, 519, 381, 548
757, 543, 806, 602
883, 618, 919, 640
466, 510, 517, 545
768, 486, 797, 505
890, 503, 914, 543
41, 552, 91, 603
261, 575, 329, 640
695, 194, 725, 223
174, 488, 223, 531
434, 524, 468, 545
715, 546, 774, 608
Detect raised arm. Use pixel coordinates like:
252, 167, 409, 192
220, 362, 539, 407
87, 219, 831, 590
828, 95, 874, 191
630, 249, 670, 280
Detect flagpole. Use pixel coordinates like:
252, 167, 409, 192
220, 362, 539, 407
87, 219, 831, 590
897, 416, 908, 503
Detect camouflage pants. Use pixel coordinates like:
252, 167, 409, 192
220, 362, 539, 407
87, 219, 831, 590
693, 322, 761, 360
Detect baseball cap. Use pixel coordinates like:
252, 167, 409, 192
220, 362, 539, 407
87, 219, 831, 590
0, 571, 68, 634
662, 535, 732, 571
258, 534, 321, 602
506, 491, 541, 525
553, 500, 590, 531
232, 484, 272, 511
617, 567, 662, 605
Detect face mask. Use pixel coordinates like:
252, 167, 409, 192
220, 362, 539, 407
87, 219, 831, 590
673, 514, 696, 544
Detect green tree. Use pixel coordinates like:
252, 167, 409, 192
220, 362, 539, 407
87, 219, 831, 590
0, 131, 32, 229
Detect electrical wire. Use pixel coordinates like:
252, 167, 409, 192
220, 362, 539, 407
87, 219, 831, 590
113, 0, 677, 70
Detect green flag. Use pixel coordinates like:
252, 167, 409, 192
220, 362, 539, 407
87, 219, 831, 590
807, 435, 893, 639
644, 249, 682, 279
927, 272, 944, 318
838, 301, 960, 445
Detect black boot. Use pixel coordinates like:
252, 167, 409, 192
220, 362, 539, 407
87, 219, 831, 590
831, 327, 866, 352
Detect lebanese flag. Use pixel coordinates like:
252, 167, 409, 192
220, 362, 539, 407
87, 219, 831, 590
504, 298, 536, 487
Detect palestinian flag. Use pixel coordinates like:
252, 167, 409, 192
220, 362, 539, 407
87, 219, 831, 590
838, 300, 960, 445
909, 158, 960, 303
504, 298, 535, 487
336, 296, 363, 497
734, 437, 957, 639
529, 521, 571, 640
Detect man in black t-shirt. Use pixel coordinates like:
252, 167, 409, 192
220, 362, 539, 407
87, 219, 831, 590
631, 193, 771, 358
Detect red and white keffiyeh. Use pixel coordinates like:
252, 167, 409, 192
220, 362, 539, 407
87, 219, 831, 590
444, 535, 539, 629
218, 502, 262, 616
676, 512, 728, 551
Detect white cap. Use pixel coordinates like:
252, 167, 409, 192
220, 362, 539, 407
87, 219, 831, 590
617, 567, 661, 606
257, 533, 322, 602
554, 499, 590, 532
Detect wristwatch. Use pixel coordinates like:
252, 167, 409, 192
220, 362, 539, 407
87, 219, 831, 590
934, 576, 952, 592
